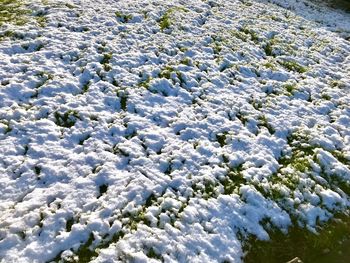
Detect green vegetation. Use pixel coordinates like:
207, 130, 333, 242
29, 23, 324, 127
34, 10, 48, 27
98, 184, 108, 198
53, 193, 159, 262
74, 233, 98, 263
330, 80, 345, 89
138, 76, 152, 89
263, 61, 275, 70
264, 42, 273, 56
118, 91, 128, 111
65, 218, 74, 232
100, 53, 113, 71
239, 27, 259, 43
0, 30, 24, 40
54, 110, 80, 128
221, 164, 246, 195
244, 214, 350, 263
115, 11, 132, 23
230, 30, 249, 42
82, 82, 90, 93
216, 132, 228, 147
278, 60, 307, 73
258, 115, 275, 134
146, 247, 163, 260
159, 7, 188, 31
283, 83, 297, 95
279, 132, 315, 173
158, 66, 185, 85
0, 0, 30, 26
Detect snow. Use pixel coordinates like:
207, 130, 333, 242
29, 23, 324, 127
0, 0, 350, 262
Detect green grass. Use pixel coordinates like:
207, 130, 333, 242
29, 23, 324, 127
258, 115, 275, 134
279, 132, 315, 173
283, 83, 297, 95
138, 76, 152, 89
74, 233, 98, 263
222, 165, 246, 195
65, 217, 74, 232
118, 91, 128, 111
264, 42, 273, 56
230, 30, 249, 42
51, 193, 160, 262
263, 61, 275, 70
159, 11, 171, 31
278, 60, 307, 73
158, 66, 185, 86
115, 11, 132, 23
35, 13, 47, 27
54, 110, 80, 128
239, 27, 259, 43
0, 0, 30, 26
159, 7, 188, 31
100, 53, 113, 71
146, 247, 163, 260
244, 214, 350, 263
216, 132, 228, 147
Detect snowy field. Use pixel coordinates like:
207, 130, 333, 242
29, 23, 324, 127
0, 0, 350, 262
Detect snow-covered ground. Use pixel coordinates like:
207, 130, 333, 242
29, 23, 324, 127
0, 0, 349, 262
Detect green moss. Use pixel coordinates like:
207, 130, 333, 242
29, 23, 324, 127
236, 111, 248, 126
82, 82, 90, 93
321, 93, 331, 100
158, 66, 185, 85
33, 71, 53, 90
191, 179, 218, 200
138, 76, 152, 89
0, 30, 24, 40
159, 12, 171, 31
57, 230, 126, 263
212, 41, 222, 55
330, 80, 345, 89
203, 180, 217, 200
